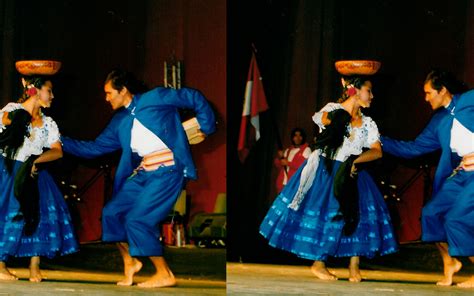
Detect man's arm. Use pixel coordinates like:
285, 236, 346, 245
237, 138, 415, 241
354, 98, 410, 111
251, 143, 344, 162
62, 117, 122, 159
381, 118, 440, 159
154, 87, 216, 135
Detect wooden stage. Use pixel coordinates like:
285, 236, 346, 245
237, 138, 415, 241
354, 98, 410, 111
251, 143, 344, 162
0, 268, 225, 295
227, 262, 473, 295
1, 244, 226, 295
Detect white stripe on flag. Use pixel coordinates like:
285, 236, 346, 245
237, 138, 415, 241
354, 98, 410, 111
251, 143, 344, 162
242, 81, 253, 116
250, 114, 261, 141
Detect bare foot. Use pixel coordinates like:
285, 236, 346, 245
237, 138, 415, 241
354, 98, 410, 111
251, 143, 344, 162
349, 265, 362, 282
117, 258, 143, 286
457, 276, 474, 288
29, 264, 43, 282
437, 258, 462, 286
0, 269, 18, 281
348, 256, 362, 282
137, 271, 176, 288
311, 262, 337, 281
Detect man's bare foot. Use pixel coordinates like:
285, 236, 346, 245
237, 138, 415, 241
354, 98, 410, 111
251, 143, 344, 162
117, 258, 143, 286
0, 269, 18, 281
29, 264, 43, 282
457, 276, 474, 288
437, 258, 462, 286
137, 271, 176, 288
311, 261, 337, 280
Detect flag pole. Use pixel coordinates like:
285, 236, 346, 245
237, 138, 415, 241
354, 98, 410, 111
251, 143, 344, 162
250, 43, 287, 179
250, 43, 283, 150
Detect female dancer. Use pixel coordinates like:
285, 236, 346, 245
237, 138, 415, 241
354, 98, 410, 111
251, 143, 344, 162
260, 75, 398, 282
0, 76, 78, 282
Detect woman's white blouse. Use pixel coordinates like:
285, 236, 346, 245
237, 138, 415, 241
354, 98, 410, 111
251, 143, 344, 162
0, 102, 60, 162
312, 102, 380, 162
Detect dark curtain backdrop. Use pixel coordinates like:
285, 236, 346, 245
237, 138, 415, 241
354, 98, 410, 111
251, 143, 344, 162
228, 0, 472, 263
464, 0, 474, 84
228, 0, 341, 264
0, 0, 226, 233
0, 0, 16, 105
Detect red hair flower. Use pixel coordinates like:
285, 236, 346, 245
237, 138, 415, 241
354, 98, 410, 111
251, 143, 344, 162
26, 85, 37, 96
346, 86, 356, 97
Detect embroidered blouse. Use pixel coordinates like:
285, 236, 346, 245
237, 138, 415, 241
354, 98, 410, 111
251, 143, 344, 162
312, 102, 380, 162
0, 102, 60, 162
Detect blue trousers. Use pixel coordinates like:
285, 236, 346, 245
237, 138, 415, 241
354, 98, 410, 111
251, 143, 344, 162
101, 165, 184, 257
422, 170, 474, 256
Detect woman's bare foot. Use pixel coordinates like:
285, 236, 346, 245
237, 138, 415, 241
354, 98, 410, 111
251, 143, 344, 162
117, 258, 143, 286
0, 261, 17, 281
29, 265, 42, 282
311, 261, 337, 280
437, 258, 462, 286
137, 270, 176, 288
348, 257, 362, 282
0, 267, 18, 281
457, 276, 474, 288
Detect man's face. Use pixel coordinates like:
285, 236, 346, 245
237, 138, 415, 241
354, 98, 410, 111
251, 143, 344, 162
104, 81, 127, 110
424, 82, 446, 110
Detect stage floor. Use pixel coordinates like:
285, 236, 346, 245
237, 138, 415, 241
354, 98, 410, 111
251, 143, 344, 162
2, 243, 226, 295
0, 268, 225, 295
227, 262, 473, 295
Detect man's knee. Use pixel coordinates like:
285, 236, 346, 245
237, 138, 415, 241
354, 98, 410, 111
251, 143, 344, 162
102, 205, 114, 219
422, 204, 439, 219
124, 216, 153, 232
444, 215, 465, 230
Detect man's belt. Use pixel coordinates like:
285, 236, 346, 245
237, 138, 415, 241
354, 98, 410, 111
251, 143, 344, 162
140, 148, 175, 171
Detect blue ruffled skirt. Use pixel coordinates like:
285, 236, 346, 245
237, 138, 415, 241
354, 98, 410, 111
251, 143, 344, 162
260, 156, 398, 260
0, 156, 79, 261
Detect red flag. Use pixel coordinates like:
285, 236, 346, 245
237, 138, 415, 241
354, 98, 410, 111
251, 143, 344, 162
238, 52, 269, 162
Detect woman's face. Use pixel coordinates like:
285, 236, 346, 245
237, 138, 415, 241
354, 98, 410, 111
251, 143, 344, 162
292, 131, 304, 146
38, 80, 54, 108
357, 81, 373, 108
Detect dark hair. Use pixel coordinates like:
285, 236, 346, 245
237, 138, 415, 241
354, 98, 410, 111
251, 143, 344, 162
105, 69, 148, 94
424, 69, 468, 94
339, 75, 372, 102
18, 75, 51, 103
290, 127, 306, 145
0, 109, 32, 173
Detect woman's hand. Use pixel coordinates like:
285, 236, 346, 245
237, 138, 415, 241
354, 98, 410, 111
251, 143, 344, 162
1, 112, 11, 126
30, 162, 38, 178
350, 163, 358, 178
321, 112, 331, 126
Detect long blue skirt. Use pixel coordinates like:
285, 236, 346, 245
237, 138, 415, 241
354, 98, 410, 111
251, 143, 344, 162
0, 157, 79, 261
260, 156, 398, 260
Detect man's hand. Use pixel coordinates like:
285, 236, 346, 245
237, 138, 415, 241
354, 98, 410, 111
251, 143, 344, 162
461, 153, 474, 171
